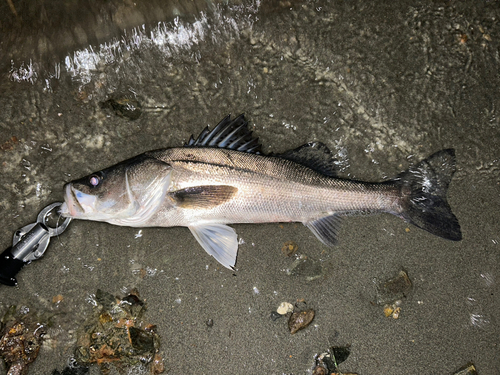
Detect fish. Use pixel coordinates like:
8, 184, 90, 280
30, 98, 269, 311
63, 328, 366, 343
60, 114, 462, 269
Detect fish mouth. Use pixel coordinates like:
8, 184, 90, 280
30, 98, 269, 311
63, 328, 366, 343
60, 184, 85, 218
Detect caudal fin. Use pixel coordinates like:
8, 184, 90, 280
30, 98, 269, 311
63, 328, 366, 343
395, 149, 462, 241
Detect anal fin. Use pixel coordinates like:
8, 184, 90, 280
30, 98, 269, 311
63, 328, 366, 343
189, 224, 238, 269
304, 214, 342, 247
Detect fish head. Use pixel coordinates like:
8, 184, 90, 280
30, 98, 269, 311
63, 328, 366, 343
60, 155, 171, 225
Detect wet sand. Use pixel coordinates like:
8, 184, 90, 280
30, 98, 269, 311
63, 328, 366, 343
0, 1, 498, 374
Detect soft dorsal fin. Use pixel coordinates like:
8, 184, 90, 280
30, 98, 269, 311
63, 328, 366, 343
277, 142, 338, 177
185, 114, 262, 153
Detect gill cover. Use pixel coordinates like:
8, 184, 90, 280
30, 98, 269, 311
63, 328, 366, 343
62, 155, 171, 226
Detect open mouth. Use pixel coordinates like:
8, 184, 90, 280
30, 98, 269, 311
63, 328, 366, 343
60, 184, 84, 217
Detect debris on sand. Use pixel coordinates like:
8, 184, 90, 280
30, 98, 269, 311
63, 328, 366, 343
100, 95, 142, 120
281, 241, 298, 257
375, 270, 412, 319
383, 300, 402, 319
376, 270, 412, 305
313, 344, 356, 375
0, 306, 46, 375
286, 254, 323, 281
272, 300, 316, 334
288, 308, 315, 334
453, 362, 478, 375
276, 302, 294, 315
74, 289, 164, 374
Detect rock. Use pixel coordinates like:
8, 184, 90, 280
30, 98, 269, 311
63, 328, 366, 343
277, 302, 294, 315
100, 95, 142, 120
288, 309, 315, 334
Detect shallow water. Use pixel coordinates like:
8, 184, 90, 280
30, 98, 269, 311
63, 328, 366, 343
0, 0, 499, 374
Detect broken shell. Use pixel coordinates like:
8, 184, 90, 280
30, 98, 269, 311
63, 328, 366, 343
392, 307, 401, 319
383, 304, 394, 317
277, 302, 294, 315
0, 308, 46, 375
281, 241, 298, 256
52, 295, 64, 304
312, 365, 328, 375
453, 362, 478, 375
288, 309, 315, 334
75, 290, 162, 373
383, 302, 402, 319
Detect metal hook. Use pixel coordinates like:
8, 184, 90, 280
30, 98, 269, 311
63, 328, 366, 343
0, 202, 72, 286
36, 202, 72, 237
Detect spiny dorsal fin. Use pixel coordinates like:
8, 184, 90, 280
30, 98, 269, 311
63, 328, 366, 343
278, 142, 338, 177
185, 114, 262, 153
170, 185, 238, 209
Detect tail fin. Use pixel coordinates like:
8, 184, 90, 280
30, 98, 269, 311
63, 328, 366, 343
395, 149, 462, 241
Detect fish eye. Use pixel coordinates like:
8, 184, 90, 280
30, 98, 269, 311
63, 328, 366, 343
89, 174, 101, 187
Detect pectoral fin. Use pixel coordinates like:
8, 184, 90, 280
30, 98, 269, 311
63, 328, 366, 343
170, 185, 237, 209
189, 224, 238, 269
304, 214, 342, 247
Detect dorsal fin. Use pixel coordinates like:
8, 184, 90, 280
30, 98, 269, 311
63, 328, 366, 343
277, 142, 338, 177
185, 114, 262, 153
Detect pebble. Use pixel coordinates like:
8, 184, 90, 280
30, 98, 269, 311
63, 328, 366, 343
288, 309, 315, 334
277, 302, 294, 315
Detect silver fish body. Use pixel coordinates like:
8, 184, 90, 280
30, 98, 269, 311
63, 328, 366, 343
61, 115, 462, 269
142, 147, 401, 225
